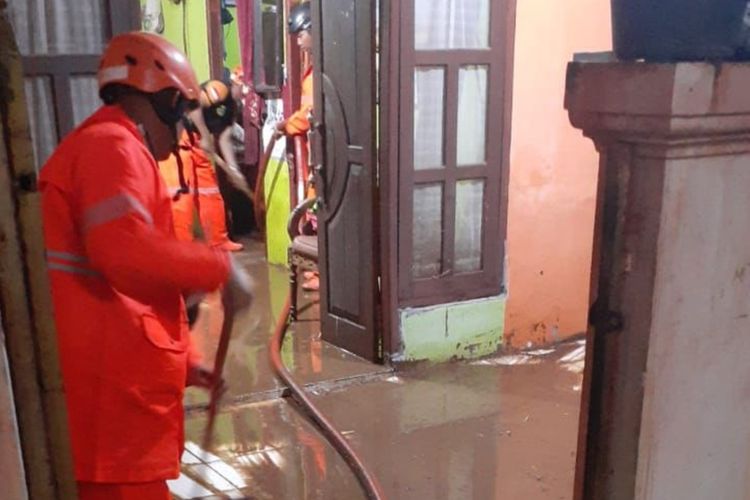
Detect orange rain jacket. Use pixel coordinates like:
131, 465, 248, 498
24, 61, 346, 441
39, 105, 230, 483
285, 65, 314, 136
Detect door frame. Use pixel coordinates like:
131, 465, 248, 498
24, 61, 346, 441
378, 0, 518, 359
206, 0, 225, 80
379, 0, 399, 361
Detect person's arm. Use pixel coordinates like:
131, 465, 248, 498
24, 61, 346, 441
283, 101, 313, 135
285, 69, 314, 135
76, 139, 230, 300
193, 128, 254, 201
216, 127, 253, 199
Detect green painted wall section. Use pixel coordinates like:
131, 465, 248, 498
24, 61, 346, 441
159, 0, 211, 83
264, 157, 291, 265
223, 6, 241, 72
398, 295, 506, 363
143, 2, 239, 81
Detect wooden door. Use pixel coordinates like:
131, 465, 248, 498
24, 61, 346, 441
310, 0, 380, 362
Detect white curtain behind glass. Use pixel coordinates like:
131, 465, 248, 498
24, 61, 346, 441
457, 66, 487, 166
7, 0, 106, 167
414, 0, 489, 50
413, 67, 445, 169
8, 0, 104, 55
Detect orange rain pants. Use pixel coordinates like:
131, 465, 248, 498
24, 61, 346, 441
77, 480, 170, 500
159, 130, 237, 249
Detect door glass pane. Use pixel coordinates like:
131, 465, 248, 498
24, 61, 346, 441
413, 183, 443, 278
457, 65, 488, 166
414, 0, 490, 50
454, 179, 484, 273
414, 67, 444, 170
253, 0, 284, 92
8, 0, 106, 55
23, 77, 58, 168
70, 76, 101, 127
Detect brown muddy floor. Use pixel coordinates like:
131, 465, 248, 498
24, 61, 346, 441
174, 240, 584, 499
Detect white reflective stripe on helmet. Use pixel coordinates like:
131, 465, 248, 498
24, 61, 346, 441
98, 65, 129, 85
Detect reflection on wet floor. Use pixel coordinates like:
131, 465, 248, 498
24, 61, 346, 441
177, 240, 583, 499
184, 241, 391, 409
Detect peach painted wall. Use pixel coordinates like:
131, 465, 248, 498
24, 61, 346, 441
504, 0, 611, 348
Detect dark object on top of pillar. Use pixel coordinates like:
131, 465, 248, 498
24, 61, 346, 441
612, 0, 750, 61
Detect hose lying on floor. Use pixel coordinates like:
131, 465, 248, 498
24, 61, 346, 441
269, 294, 385, 500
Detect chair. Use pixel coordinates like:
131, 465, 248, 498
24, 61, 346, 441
287, 197, 318, 320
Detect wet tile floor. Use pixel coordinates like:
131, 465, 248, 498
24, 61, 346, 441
176, 240, 584, 499
183, 241, 392, 410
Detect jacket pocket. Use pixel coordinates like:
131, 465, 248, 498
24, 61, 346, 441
141, 312, 188, 353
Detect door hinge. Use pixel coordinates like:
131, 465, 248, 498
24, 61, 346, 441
15, 172, 38, 193
588, 300, 624, 334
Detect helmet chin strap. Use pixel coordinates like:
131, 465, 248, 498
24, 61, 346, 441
136, 123, 158, 159
137, 120, 186, 202
173, 145, 190, 201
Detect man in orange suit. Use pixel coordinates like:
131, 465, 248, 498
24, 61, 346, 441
39, 32, 252, 499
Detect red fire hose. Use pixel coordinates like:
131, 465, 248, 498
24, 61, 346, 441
206, 133, 383, 498
269, 294, 386, 500
252, 135, 279, 234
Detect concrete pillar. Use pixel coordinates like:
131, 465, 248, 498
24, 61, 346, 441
566, 59, 750, 500
0, 321, 28, 499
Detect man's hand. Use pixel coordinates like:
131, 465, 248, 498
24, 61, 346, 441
273, 120, 287, 140
187, 363, 227, 395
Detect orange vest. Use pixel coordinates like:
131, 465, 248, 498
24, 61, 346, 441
160, 131, 233, 247
39, 105, 230, 482
158, 132, 197, 242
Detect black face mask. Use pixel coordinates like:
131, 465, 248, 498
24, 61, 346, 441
203, 100, 236, 135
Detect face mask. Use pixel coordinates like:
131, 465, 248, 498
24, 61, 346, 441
149, 89, 196, 138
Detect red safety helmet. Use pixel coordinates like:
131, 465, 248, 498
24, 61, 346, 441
288, 2, 312, 34
98, 31, 200, 105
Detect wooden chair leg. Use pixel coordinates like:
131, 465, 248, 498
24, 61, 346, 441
289, 260, 299, 321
